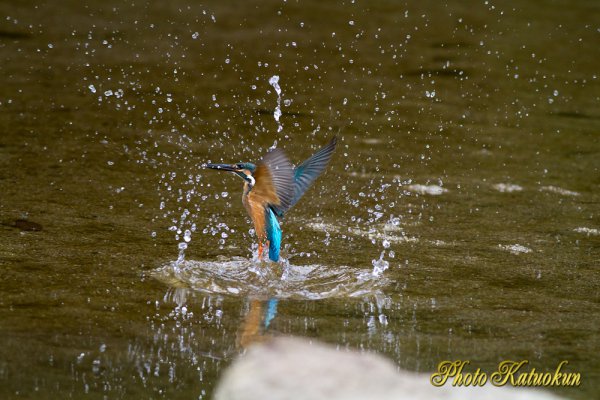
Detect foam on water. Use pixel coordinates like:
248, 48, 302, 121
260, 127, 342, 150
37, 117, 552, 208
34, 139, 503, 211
573, 227, 599, 236
406, 184, 448, 195
539, 185, 580, 197
498, 244, 532, 255
493, 183, 523, 193
151, 257, 389, 300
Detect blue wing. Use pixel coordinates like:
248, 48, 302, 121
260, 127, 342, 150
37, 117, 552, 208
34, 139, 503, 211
255, 148, 295, 212
273, 137, 337, 217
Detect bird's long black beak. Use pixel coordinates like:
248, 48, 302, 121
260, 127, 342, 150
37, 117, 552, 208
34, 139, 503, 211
203, 163, 239, 172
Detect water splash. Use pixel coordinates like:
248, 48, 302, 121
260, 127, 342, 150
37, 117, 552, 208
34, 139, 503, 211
152, 257, 389, 300
268, 75, 283, 132
371, 251, 389, 277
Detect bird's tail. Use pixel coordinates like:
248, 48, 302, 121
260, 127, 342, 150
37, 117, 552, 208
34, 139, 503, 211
265, 208, 282, 262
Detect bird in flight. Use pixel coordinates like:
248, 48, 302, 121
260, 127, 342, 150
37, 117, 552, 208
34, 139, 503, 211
204, 137, 337, 262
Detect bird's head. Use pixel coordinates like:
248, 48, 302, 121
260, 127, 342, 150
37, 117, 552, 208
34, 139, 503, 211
204, 162, 256, 186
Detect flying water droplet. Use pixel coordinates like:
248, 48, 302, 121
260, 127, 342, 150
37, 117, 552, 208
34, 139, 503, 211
269, 75, 283, 132
268, 75, 281, 96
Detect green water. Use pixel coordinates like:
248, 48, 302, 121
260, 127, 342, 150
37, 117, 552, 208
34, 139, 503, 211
1, 1, 598, 399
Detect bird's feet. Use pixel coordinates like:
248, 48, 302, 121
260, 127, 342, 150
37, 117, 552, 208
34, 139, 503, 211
257, 243, 264, 261
257, 241, 270, 261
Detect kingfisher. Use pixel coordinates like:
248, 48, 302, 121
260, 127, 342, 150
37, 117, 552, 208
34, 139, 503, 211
204, 137, 337, 262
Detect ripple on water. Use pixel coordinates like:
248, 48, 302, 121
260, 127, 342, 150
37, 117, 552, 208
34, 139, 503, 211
151, 257, 389, 300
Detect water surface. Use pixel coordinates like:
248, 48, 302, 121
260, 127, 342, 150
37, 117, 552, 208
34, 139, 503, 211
0, 1, 598, 399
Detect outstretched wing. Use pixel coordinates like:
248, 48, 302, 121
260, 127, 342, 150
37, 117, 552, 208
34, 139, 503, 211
293, 136, 337, 209
252, 148, 295, 211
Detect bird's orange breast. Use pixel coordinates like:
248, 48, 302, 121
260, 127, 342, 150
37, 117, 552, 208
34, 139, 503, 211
243, 187, 268, 241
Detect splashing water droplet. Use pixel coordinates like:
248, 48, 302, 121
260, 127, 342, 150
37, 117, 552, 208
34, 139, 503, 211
371, 251, 389, 277
273, 108, 282, 123
269, 75, 283, 132
268, 75, 281, 95
173, 242, 188, 273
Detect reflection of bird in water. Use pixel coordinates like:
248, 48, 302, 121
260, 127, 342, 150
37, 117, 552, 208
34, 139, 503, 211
237, 298, 278, 349
204, 137, 337, 262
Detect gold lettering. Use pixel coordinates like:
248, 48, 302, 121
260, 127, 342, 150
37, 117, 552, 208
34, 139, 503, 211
473, 368, 488, 386
550, 361, 566, 386
432, 360, 580, 388
491, 360, 528, 386
542, 373, 551, 386
532, 370, 543, 386
516, 371, 528, 386
452, 360, 468, 386
526, 367, 537, 385
565, 372, 581, 386
430, 360, 465, 387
